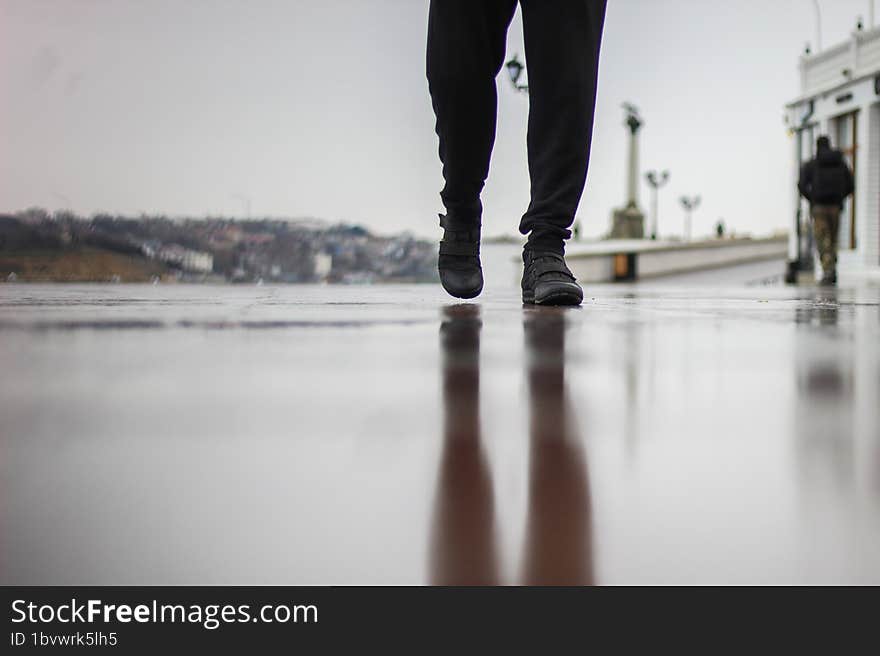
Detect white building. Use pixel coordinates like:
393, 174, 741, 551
157, 244, 214, 273
313, 252, 333, 280
785, 24, 880, 279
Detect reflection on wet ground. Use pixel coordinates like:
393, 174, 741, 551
431, 305, 592, 585
1, 283, 879, 584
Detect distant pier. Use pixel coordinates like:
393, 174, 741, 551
565, 236, 788, 282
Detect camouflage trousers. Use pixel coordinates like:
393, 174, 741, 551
811, 204, 840, 275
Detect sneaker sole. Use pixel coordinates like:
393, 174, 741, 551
442, 281, 484, 300
522, 288, 583, 306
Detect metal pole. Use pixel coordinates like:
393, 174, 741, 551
795, 132, 803, 268
651, 187, 659, 240
812, 0, 822, 51
871, 0, 876, 28
645, 171, 669, 240
679, 195, 700, 242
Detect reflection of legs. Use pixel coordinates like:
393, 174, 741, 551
429, 305, 499, 585
519, 0, 607, 251
522, 309, 594, 585
812, 205, 840, 278
427, 0, 517, 222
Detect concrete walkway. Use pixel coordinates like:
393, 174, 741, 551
1, 282, 879, 584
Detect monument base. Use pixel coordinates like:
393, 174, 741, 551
609, 206, 645, 239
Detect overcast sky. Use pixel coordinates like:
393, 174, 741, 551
1, 0, 876, 240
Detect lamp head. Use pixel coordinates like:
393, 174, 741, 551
505, 55, 524, 86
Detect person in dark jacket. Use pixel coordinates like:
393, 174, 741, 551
427, 0, 607, 305
797, 136, 855, 286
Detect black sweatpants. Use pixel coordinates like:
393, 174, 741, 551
427, 0, 607, 252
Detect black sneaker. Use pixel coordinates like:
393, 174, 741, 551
438, 213, 483, 299
521, 250, 583, 306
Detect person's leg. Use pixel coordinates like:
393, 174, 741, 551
427, 0, 518, 299
518, 0, 607, 252
812, 205, 838, 283
427, 0, 518, 223
827, 206, 840, 280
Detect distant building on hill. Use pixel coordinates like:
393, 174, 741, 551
157, 244, 213, 273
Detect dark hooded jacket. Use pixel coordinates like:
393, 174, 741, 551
798, 144, 855, 208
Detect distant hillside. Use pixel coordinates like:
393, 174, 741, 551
1, 209, 438, 284
0, 248, 169, 283
0, 215, 64, 251
0, 215, 169, 282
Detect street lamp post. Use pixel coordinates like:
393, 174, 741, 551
644, 170, 670, 240
679, 195, 701, 242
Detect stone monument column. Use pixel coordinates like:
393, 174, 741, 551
610, 104, 646, 239
626, 112, 641, 208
